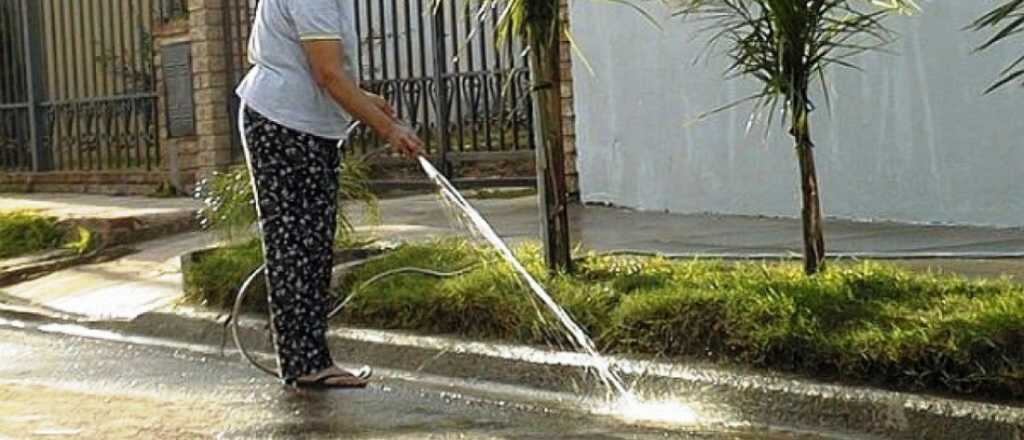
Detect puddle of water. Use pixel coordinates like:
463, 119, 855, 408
598, 398, 702, 426
419, 157, 630, 399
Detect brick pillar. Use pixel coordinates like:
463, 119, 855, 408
187, 0, 234, 186
154, 14, 196, 191
558, 0, 579, 199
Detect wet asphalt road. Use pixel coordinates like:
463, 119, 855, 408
0, 324, 828, 439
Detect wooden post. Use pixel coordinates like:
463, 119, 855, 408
529, 21, 573, 274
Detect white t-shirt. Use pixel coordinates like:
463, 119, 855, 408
235, 0, 359, 139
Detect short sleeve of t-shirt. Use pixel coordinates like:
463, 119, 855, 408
287, 0, 343, 41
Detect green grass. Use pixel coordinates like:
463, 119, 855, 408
182, 238, 1024, 399
337, 239, 1024, 399
0, 211, 65, 259
182, 239, 266, 312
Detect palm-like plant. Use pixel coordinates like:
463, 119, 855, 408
971, 0, 1024, 92
672, 0, 917, 275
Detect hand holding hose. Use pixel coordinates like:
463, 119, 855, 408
364, 91, 423, 158
384, 120, 424, 159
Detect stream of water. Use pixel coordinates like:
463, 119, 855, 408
417, 157, 633, 399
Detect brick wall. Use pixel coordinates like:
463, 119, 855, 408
559, 0, 579, 198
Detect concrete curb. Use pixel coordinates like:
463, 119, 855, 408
4, 304, 1021, 440
63, 210, 199, 248
0, 246, 136, 288
0, 210, 196, 287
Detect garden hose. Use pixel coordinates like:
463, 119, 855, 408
227, 261, 478, 378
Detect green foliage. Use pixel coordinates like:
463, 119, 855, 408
0, 211, 64, 259
195, 157, 380, 246
179, 237, 1024, 396
181, 239, 265, 312
480, 0, 558, 44
673, 0, 918, 123
970, 0, 1024, 92
670, 0, 917, 275
334, 239, 1024, 399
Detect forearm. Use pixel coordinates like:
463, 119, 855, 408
318, 68, 393, 136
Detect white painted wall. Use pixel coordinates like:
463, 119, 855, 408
571, 1, 1024, 226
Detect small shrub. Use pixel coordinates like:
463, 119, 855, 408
0, 211, 64, 259
195, 157, 380, 245
182, 239, 265, 312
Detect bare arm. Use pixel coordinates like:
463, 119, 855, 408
302, 39, 422, 157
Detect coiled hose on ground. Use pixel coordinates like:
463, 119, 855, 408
228, 261, 477, 378
226, 115, 480, 377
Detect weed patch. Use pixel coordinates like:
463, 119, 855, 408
0, 211, 65, 259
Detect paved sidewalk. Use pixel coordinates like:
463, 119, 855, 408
0, 193, 203, 248
3, 192, 1024, 321
0, 231, 216, 320
0, 193, 200, 219
353, 194, 1024, 278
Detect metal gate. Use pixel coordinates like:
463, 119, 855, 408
222, 0, 536, 187
0, 0, 163, 173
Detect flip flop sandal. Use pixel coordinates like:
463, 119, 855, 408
348, 366, 373, 380
292, 372, 369, 389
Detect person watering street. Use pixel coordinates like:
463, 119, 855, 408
235, 0, 423, 388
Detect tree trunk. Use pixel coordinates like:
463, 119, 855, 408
791, 107, 826, 275
529, 27, 573, 274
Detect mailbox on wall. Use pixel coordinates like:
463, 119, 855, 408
162, 42, 196, 138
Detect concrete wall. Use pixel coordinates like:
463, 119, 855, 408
570, 1, 1024, 227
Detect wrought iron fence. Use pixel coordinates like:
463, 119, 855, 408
222, 0, 535, 183
0, 0, 161, 173
348, 0, 535, 158
0, 0, 32, 171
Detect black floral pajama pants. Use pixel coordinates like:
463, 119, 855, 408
242, 107, 340, 382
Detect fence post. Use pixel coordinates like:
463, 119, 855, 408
431, 6, 453, 178
20, 0, 51, 171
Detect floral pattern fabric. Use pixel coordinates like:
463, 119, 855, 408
242, 107, 340, 381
